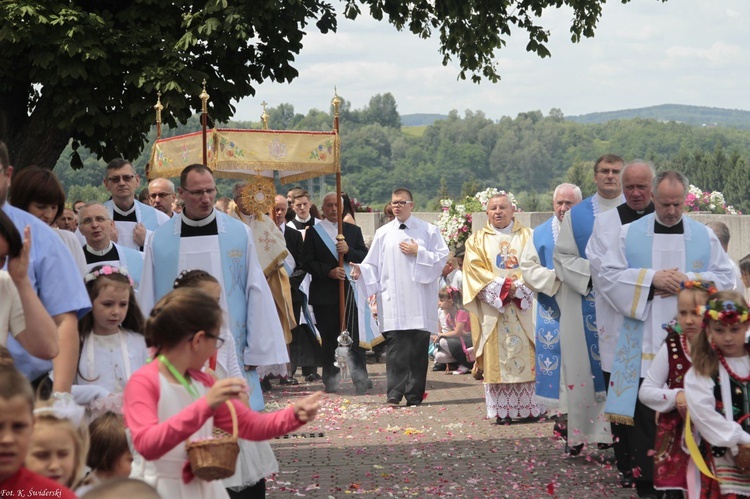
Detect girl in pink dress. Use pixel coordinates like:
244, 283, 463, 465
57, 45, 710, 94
123, 287, 323, 498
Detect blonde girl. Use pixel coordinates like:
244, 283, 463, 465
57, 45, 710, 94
73, 265, 147, 415
76, 412, 132, 495
123, 287, 323, 498
685, 290, 750, 497
173, 269, 278, 498
433, 286, 473, 374
26, 395, 90, 489
639, 280, 715, 493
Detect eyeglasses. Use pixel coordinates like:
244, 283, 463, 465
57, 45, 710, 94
390, 201, 413, 207
107, 174, 136, 183
204, 332, 225, 349
183, 188, 217, 198
80, 216, 109, 226
596, 168, 621, 176
149, 192, 173, 199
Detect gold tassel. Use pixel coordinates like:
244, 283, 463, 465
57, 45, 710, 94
606, 414, 635, 426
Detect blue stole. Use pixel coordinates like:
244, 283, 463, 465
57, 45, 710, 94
605, 214, 711, 424
115, 244, 143, 290
151, 214, 264, 410
532, 217, 562, 404
569, 197, 606, 398
312, 224, 381, 348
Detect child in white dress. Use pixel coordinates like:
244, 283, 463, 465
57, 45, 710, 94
123, 287, 323, 499
174, 269, 280, 498
74, 265, 148, 416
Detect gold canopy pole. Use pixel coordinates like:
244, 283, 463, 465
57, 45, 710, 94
261, 101, 269, 130
199, 80, 209, 166
154, 92, 164, 140
332, 88, 346, 331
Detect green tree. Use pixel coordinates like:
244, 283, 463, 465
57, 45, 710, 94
1, 1, 656, 171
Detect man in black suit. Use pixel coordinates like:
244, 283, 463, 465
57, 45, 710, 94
271, 194, 321, 383
302, 192, 371, 394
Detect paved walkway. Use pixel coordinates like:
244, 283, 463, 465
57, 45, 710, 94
262, 361, 635, 498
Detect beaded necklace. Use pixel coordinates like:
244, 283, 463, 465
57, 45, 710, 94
715, 346, 750, 383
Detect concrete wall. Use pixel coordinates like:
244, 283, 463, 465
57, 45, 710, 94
355, 212, 750, 263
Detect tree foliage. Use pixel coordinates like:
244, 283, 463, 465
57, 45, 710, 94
1, 0, 662, 171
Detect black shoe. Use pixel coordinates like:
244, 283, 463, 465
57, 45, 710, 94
386, 398, 400, 406
305, 373, 322, 382
565, 443, 584, 456
432, 363, 446, 372
597, 442, 614, 450
260, 378, 272, 392
279, 377, 299, 386
354, 378, 373, 395
496, 416, 512, 425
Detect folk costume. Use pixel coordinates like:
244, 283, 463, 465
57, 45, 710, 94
464, 219, 544, 420
103, 199, 169, 251
520, 215, 563, 410
358, 216, 448, 405
553, 193, 621, 445
638, 323, 692, 491
685, 355, 750, 497
139, 210, 288, 411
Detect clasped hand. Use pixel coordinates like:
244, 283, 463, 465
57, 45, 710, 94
653, 268, 687, 296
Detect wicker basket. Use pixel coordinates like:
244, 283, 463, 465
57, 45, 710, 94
185, 400, 239, 481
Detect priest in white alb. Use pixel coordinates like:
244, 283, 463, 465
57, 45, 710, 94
599, 170, 736, 496
553, 154, 624, 451
139, 165, 288, 411
585, 160, 655, 485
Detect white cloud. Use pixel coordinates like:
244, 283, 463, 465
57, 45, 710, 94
232, 0, 750, 121
666, 42, 742, 65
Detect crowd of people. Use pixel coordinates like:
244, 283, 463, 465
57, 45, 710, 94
2, 142, 750, 499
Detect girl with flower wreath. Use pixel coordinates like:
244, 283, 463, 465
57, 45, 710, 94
432, 286, 473, 374
73, 265, 148, 416
639, 280, 716, 496
685, 290, 750, 498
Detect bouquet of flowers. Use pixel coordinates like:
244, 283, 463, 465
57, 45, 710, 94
684, 185, 741, 215
437, 188, 520, 250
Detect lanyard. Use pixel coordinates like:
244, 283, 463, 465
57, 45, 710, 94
158, 355, 199, 399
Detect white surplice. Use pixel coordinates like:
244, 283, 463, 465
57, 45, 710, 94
553, 193, 620, 445
586, 206, 627, 372
358, 216, 448, 333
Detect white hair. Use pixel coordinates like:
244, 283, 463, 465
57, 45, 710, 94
553, 183, 582, 202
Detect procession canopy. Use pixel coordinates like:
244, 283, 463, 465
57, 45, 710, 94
148, 128, 341, 183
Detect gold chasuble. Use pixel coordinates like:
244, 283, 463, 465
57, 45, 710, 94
464, 220, 535, 385
230, 208, 296, 344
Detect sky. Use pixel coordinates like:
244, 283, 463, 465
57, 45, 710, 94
232, 0, 749, 123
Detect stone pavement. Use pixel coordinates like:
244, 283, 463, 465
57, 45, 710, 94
261, 361, 636, 498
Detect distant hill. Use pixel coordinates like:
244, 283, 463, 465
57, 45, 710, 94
567, 104, 750, 130
401, 113, 449, 127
